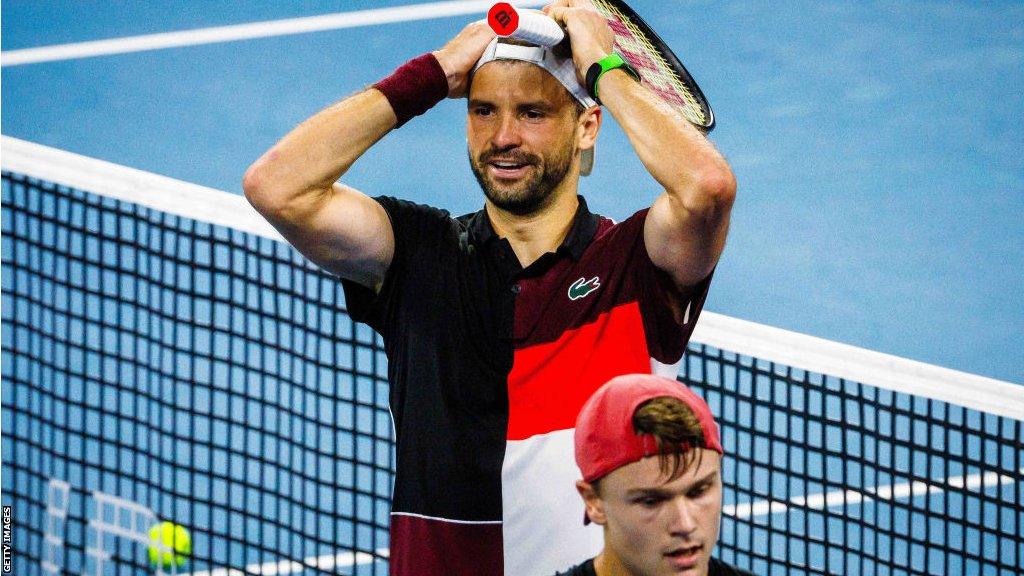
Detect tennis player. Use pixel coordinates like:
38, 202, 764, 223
243, 1, 735, 574
555, 373, 754, 576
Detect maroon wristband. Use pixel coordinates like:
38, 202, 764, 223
373, 53, 449, 128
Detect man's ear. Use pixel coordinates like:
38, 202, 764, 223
577, 106, 602, 151
577, 105, 598, 147
576, 480, 607, 525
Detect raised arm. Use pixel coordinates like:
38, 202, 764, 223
242, 90, 397, 289
601, 71, 735, 289
242, 22, 495, 290
546, 1, 736, 289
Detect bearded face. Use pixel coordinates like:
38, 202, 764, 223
466, 61, 584, 216
468, 129, 576, 216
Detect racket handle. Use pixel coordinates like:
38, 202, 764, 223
491, 7, 565, 47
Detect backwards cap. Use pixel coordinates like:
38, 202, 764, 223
473, 35, 597, 176
574, 373, 723, 484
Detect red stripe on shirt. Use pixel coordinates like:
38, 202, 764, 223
507, 302, 652, 441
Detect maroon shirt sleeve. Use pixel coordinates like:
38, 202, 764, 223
619, 209, 715, 365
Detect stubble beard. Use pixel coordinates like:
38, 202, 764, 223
468, 138, 576, 217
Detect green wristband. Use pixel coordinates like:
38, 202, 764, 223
585, 53, 641, 105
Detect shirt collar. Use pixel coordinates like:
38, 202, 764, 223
466, 196, 599, 261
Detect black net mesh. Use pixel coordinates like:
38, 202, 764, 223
3, 173, 393, 575
683, 346, 1022, 575
3, 169, 1022, 576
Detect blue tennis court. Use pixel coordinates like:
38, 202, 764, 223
3, 1, 1022, 575
3, 0, 1022, 384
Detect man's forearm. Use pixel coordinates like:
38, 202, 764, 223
243, 88, 396, 207
598, 68, 735, 288
243, 26, 491, 209
243, 50, 452, 207
596, 70, 734, 203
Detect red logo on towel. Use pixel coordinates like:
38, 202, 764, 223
488, 3, 519, 36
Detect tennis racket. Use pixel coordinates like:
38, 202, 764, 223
487, 1, 715, 132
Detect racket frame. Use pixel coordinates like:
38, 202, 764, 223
595, 0, 716, 132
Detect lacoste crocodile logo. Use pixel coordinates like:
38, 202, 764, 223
568, 276, 601, 301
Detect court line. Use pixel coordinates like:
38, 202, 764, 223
178, 470, 1023, 574
723, 468, 1024, 519
182, 549, 390, 576
178, 470, 1023, 573
1, 0, 546, 67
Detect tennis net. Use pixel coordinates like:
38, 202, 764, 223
3, 136, 1022, 576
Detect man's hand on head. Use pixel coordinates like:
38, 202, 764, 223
432, 21, 497, 99
542, 0, 615, 82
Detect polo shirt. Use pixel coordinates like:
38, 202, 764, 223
342, 195, 712, 576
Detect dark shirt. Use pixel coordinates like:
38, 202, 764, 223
554, 556, 758, 576
341, 196, 713, 575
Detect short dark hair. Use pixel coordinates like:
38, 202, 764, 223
631, 396, 707, 482
479, 39, 587, 118
592, 396, 707, 495
571, 98, 586, 118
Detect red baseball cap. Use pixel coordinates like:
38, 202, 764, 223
574, 373, 723, 485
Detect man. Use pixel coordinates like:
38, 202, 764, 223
557, 373, 754, 576
242, 0, 735, 573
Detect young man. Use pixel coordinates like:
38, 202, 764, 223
558, 373, 754, 576
243, 1, 735, 574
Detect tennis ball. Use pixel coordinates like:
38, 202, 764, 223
148, 521, 191, 568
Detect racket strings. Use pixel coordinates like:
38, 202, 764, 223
593, 0, 709, 127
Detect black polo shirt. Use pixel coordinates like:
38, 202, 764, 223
342, 195, 712, 576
